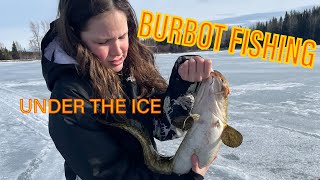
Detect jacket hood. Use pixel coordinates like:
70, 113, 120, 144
41, 21, 81, 92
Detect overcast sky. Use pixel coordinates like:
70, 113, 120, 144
0, 0, 319, 49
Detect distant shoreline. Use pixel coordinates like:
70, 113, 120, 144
0, 59, 40, 62
1, 44, 319, 62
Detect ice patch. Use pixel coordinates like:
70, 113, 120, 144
230, 82, 305, 96
2, 80, 46, 88
280, 101, 297, 105
233, 82, 304, 91
274, 125, 320, 139
208, 164, 261, 180
302, 91, 320, 102
17, 141, 65, 180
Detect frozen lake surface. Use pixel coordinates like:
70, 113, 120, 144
0, 50, 319, 180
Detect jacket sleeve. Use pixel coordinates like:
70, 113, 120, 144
153, 55, 201, 141
49, 79, 203, 180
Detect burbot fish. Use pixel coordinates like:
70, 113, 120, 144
98, 69, 243, 175
172, 70, 243, 175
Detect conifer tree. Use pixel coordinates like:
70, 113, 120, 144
0, 47, 12, 60
11, 42, 20, 59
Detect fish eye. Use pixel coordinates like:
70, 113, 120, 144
216, 121, 220, 127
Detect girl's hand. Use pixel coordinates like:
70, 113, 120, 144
191, 154, 216, 177
178, 56, 212, 82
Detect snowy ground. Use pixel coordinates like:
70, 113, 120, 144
0, 49, 319, 180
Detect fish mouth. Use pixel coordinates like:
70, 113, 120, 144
210, 70, 230, 98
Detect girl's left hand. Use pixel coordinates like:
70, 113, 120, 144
178, 56, 212, 82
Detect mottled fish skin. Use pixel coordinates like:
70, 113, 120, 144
95, 119, 174, 174
97, 70, 242, 175
172, 70, 231, 175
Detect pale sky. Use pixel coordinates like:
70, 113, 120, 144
0, 0, 319, 50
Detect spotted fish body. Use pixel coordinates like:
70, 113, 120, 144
99, 70, 242, 175
172, 70, 242, 174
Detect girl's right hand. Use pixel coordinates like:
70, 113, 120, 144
178, 56, 212, 82
191, 154, 216, 177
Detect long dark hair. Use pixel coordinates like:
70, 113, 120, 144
56, 0, 167, 100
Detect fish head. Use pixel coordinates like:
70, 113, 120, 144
193, 70, 229, 124
209, 70, 230, 99
193, 70, 243, 148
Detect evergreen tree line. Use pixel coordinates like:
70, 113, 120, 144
0, 21, 49, 61
254, 6, 320, 43
141, 6, 320, 53
0, 42, 38, 60
1, 7, 318, 59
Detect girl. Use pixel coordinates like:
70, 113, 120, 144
41, 0, 214, 179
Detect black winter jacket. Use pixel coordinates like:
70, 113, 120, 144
41, 21, 203, 180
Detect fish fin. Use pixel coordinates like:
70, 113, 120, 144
221, 125, 243, 148
182, 114, 200, 130
173, 114, 200, 131
190, 114, 200, 122
172, 115, 189, 130
181, 116, 194, 131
